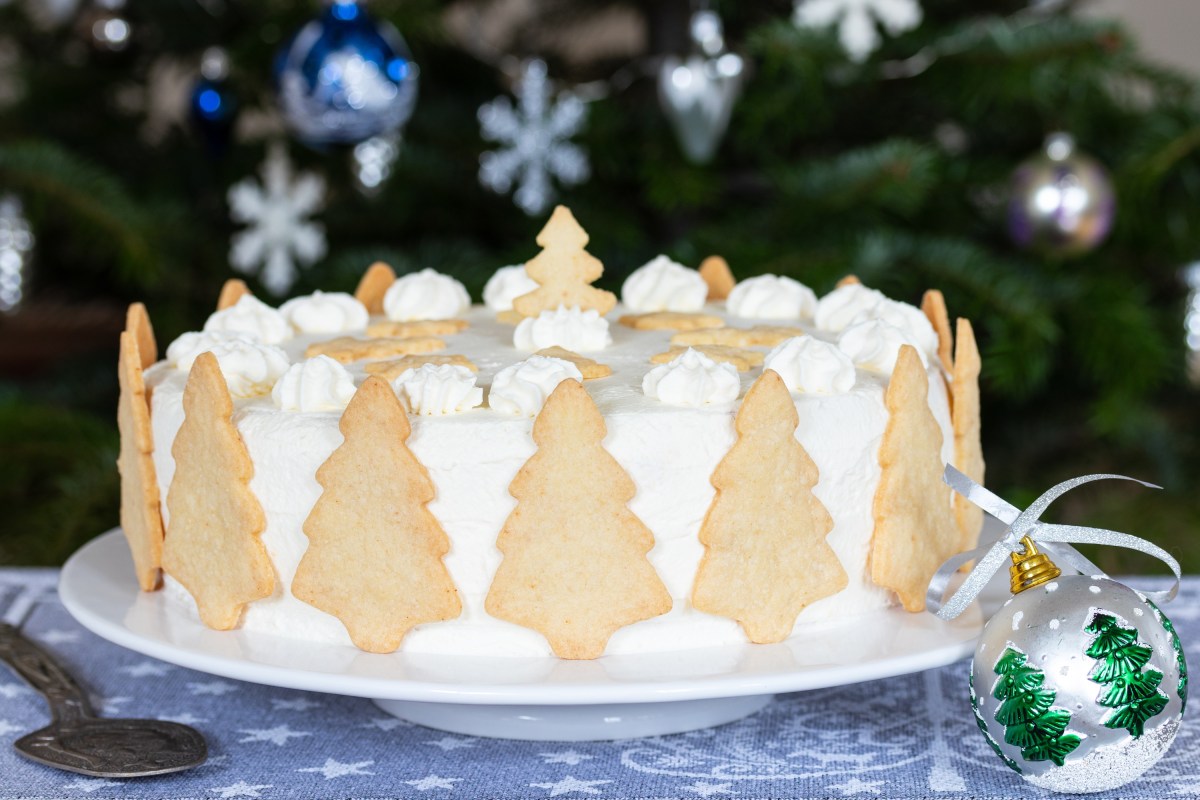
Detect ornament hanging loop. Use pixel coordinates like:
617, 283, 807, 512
928, 466, 1178, 620
1009, 536, 1060, 594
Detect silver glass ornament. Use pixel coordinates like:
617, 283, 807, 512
1183, 263, 1200, 386
658, 9, 744, 164
0, 194, 34, 313
972, 569, 1185, 794
351, 132, 400, 197
1007, 133, 1116, 257
80, 0, 132, 53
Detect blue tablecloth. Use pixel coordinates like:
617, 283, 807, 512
0, 568, 1196, 800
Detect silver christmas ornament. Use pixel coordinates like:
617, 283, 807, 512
1183, 263, 1200, 386
933, 467, 1186, 795
970, 546, 1185, 794
79, 0, 132, 53
658, 9, 744, 164
351, 132, 400, 197
0, 194, 34, 313
1007, 133, 1116, 257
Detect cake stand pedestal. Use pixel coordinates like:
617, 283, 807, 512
374, 695, 772, 741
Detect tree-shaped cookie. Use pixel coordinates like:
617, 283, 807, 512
117, 329, 164, 591
162, 352, 275, 630
691, 369, 847, 643
354, 261, 395, 315
512, 206, 617, 318
992, 647, 1082, 766
125, 302, 157, 368
291, 377, 462, 653
870, 344, 961, 611
952, 318, 985, 552
216, 278, 251, 310
920, 289, 953, 374
485, 379, 670, 659
1085, 612, 1168, 737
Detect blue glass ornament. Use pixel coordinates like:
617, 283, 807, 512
190, 48, 239, 156
273, 0, 419, 148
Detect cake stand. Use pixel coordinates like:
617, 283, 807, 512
59, 530, 983, 741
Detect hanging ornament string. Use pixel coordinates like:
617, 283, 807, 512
927, 465, 1181, 620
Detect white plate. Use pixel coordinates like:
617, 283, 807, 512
60, 530, 983, 741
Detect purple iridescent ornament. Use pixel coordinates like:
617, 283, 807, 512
1007, 133, 1115, 257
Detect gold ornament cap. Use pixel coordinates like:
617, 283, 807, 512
1009, 536, 1061, 594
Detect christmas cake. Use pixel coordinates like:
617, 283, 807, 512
117, 206, 984, 659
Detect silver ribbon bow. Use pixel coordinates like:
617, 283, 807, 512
927, 465, 1180, 620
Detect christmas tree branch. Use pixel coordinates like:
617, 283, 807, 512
0, 141, 159, 285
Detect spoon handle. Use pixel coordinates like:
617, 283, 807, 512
0, 623, 95, 723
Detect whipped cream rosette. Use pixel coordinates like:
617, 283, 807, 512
483, 265, 539, 312
513, 305, 612, 352
383, 268, 471, 321
642, 348, 740, 406
279, 291, 369, 335
203, 295, 293, 345
621, 255, 708, 313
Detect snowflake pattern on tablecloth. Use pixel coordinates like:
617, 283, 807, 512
227, 142, 327, 295
477, 59, 589, 216
0, 572, 1197, 799
793, 0, 922, 62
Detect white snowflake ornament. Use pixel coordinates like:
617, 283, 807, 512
478, 59, 589, 215
793, 0, 922, 62
113, 56, 192, 145
228, 142, 327, 295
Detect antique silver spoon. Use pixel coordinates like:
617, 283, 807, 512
0, 622, 207, 777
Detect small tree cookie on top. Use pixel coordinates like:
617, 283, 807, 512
512, 206, 617, 318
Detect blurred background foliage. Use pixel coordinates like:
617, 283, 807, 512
0, 0, 1197, 569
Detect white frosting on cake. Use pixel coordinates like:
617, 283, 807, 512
816, 284, 939, 362
203, 295, 293, 345
279, 291, 369, 335
272, 356, 357, 412
814, 283, 887, 332
383, 268, 471, 321
726, 274, 818, 320
837, 319, 929, 375
166, 330, 257, 371
165, 331, 290, 398
393, 364, 484, 416
621, 255, 708, 312
488, 356, 583, 416
855, 298, 939, 361
513, 306, 612, 352
643, 348, 740, 407
483, 265, 538, 312
765, 336, 856, 394
148, 303, 954, 658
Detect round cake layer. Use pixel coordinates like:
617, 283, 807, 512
146, 303, 953, 656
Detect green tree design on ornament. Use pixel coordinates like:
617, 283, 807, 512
971, 669, 1022, 774
1146, 599, 1188, 711
992, 647, 1083, 766
1085, 612, 1169, 737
